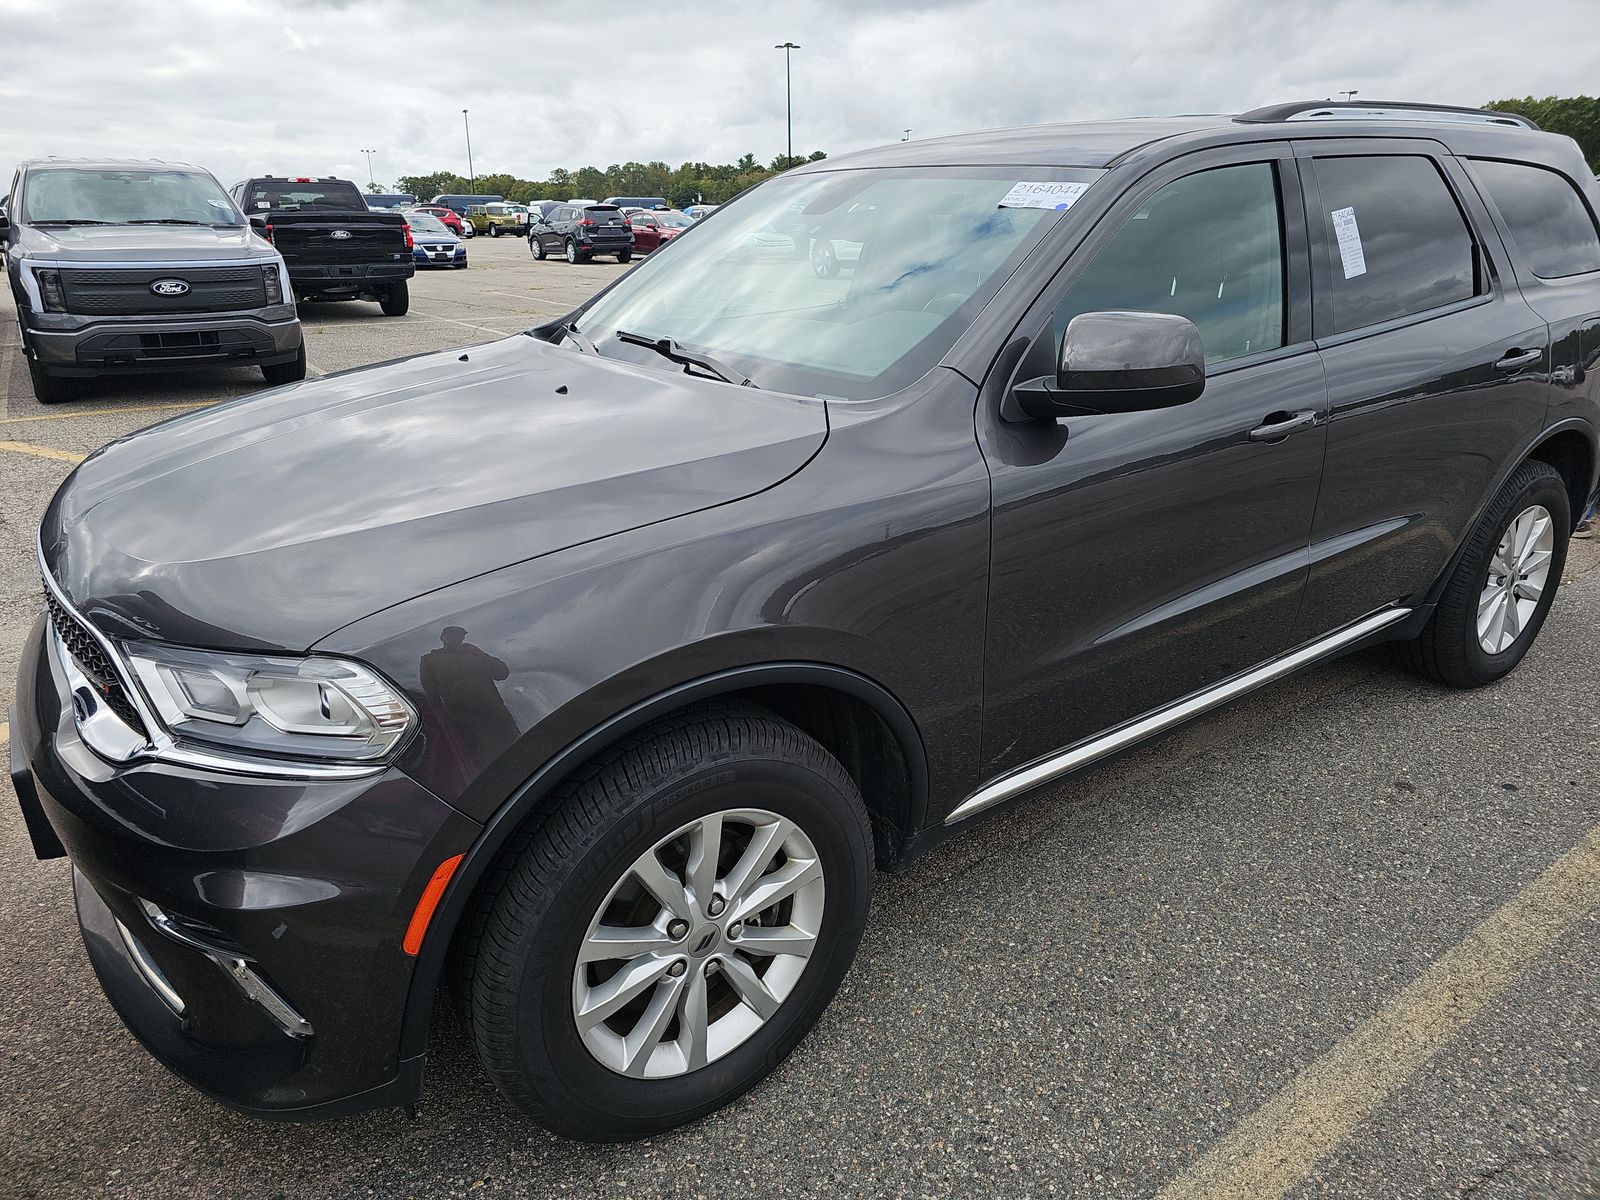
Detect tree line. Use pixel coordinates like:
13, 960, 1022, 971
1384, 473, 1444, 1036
1484, 96, 1599, 169
390, 151, 827, 208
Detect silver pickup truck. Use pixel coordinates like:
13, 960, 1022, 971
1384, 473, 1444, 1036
2, 158, 305, 404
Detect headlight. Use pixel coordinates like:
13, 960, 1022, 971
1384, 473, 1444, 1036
124, 642, 415, 764
36, 268, 66, 312
261, 262, 284, 305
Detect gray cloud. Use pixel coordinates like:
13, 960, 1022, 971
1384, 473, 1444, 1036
0, 0, 1594, 192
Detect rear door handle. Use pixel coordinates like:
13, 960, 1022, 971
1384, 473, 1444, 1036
1495, 347, 1543, 372
1248, 410, 1320, 442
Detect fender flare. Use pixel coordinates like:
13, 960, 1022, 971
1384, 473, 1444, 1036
396, 660, 928, 1063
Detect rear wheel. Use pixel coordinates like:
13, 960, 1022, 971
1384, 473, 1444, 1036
1402, 459, 1569, 687
379, 280, 410, 316
27, 354, 80, 404
617, 250, 632, 264
456, 704, 872, 1141
261, 342, 307, 386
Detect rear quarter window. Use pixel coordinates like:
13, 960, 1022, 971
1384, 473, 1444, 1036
1470, 158, 1600, 279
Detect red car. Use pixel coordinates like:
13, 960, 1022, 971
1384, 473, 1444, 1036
409, 205, 467, 236
626, 209, 691, 253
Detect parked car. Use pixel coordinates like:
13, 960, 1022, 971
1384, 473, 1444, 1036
405, 212, 468, 268
430, 193, 504, 216
2, 158, 304, 403
467, 202, 529, 238
232, 176, 414, 315
684, 203, 719, 220
13, 102, 1600, 1144
625, 210, 684, 253
528, 202, 633, 263
526, 200, 560, 225
365, 193, 418, 211
603, 195, 669, 211
409, 205, 468, 237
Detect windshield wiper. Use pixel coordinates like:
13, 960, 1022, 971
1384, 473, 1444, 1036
615, 330, 756, 388
555, 322, 597, 354
31, 219, 113, 226
126, 218, 204, 225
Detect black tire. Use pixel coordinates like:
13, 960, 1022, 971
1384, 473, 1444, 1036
456, 703, 872, 1141
531, 235, 546, 261
1402, 459, 1570, 688
27, 353, 80, 404
490, 224, 501, 237
261, 342, 307, 386
565, 239, 580, 264
617, 250, 632, 264
379, 279, 410, 316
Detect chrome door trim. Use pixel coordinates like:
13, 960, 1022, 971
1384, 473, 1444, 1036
946, 606, 1412, 825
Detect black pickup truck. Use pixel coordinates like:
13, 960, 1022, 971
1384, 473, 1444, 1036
229, 176, 414, 315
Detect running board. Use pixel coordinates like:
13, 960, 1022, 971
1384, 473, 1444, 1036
944, 607, 1412, 825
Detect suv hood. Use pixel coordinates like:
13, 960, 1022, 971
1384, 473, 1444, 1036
19, 223, 274, 263
42, 335, 827, 651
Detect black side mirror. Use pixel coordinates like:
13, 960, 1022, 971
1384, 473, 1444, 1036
1006, 310, 1205, 421
0, 210, 11, 240
248, 214, 268, 232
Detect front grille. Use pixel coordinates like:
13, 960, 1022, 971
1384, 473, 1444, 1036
58, 266, 268, 316
42, 582, 149, 739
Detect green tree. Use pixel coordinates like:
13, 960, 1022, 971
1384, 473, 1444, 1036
1484, 96, 1600, 170
365, 181, 384, 194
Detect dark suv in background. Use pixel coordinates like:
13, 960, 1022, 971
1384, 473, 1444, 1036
11, 101, 1600, 1142
2, 159, 304, 403
529, 202, 634, 263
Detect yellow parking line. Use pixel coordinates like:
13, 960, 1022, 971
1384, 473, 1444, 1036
0, 440, 86, 464
0, 721, 8, 745
0, 401, 209, 425
1157, 824, 1600, 1200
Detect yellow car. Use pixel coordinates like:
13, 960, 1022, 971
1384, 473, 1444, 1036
467, 202, 529, 238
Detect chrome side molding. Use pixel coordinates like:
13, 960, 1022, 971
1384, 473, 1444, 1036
945, 606, 1412, 825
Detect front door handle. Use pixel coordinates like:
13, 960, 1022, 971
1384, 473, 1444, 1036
1247, 410, 1319, 442
1495, 347, 1543, 373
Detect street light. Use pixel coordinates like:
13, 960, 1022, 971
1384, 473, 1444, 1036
901, 129, 912, 142
360, 148, 377, 188
1339, 89, 1360, 103
774, 42, 800, 164
461, 108, 475, 189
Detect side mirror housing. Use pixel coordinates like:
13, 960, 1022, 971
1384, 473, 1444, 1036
248, 214, 268, 232
0, 210, 11, 240
1008, 310, 1206, 421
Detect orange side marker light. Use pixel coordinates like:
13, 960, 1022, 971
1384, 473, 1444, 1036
403, 853, 464, 956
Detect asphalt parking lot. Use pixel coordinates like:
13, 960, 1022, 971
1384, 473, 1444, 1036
1, 234, 1598, 1200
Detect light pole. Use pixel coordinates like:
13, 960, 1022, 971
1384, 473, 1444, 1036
360, 148, 377, 189
461, 109, 475, 189
901, 129, 912, 142
774, 42, 800, 164
1339, 89, 1360, 103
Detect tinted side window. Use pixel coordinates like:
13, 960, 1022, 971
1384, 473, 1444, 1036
1052, 162, 1285, 365
1313, 156, 1478, 334
1470, 158, 1600, 278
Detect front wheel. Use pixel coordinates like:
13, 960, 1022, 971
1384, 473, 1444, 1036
261, 342, 307, 386
531, 235, 546, 260
490, 224, 500, 237
1402, 459, 1570, 687
379, 280, 410, 316
27, 354, 80, 404
456, 704, 872, 1141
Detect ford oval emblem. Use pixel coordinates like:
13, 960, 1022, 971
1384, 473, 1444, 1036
150, 279, 190, 296
330, 229, 352, 240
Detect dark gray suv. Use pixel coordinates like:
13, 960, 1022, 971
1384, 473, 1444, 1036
2, 159, 304, 403
10, 101, 1600, 1140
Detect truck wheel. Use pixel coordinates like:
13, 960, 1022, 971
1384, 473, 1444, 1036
379, 280, 410, 316
566, 240, 580, 264
261, 343, 307, 386
490, 225, 501, 237
28, 354, 80, 404
531, 236, 546, 261
1401, 459, 1569, 688
456, 703, 872, 1141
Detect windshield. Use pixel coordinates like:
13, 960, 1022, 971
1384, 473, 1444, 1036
655, 212, 693, 229
245, 180, 367, 211
576, 167, 1098, 399
22, 168, 240, 226
407, 214, 450, 235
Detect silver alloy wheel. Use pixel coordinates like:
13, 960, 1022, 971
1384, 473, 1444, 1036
572, 808, 825, 1079
1477, 503, 1554, 654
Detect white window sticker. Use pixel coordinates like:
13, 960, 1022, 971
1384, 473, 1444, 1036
1331, 205, 1367, 279
999, 180, 1091, 211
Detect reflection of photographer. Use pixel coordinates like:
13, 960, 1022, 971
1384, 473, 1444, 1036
419, 626, 519, 760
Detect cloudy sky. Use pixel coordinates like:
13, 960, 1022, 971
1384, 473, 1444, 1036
2, 0, 1596, 191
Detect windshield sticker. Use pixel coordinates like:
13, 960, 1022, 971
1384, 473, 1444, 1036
999, 181, 1092, 211
1331, 206, 1367, 279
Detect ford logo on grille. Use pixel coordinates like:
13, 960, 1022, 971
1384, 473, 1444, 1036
150, 279, 190, 296
330, 229, 352, 240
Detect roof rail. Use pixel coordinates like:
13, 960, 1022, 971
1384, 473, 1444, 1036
1236, 100, 1538, 131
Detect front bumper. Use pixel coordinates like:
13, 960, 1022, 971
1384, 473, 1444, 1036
25, 309, 302, 374
8, 616, 482, 1119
